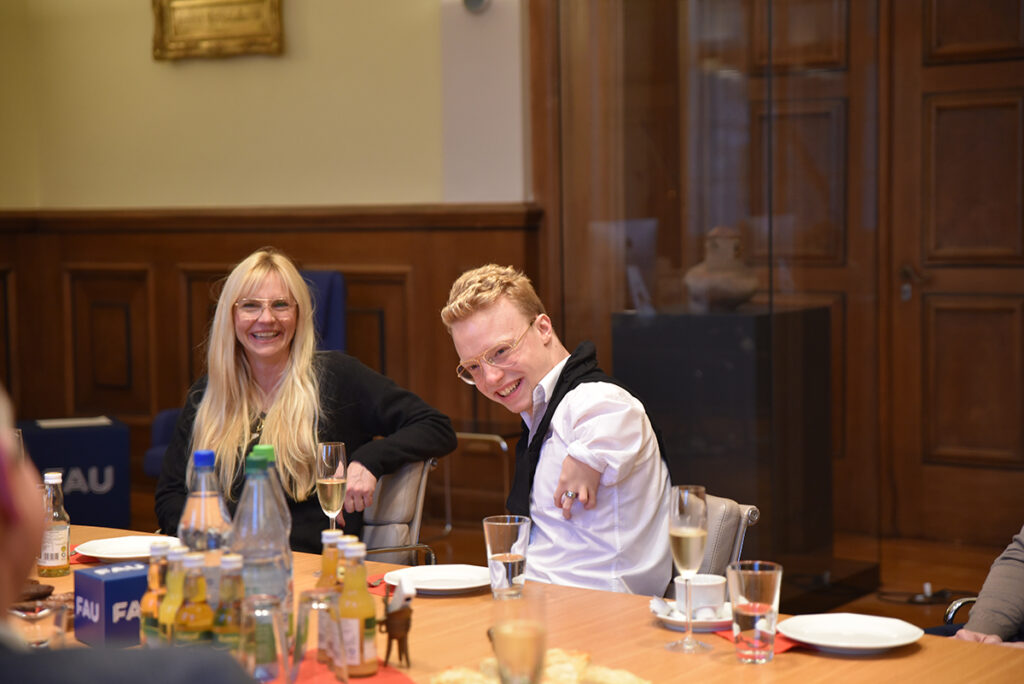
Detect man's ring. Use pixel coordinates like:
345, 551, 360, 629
564, 491, 577, 500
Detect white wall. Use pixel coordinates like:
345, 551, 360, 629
0, 0, 526, 209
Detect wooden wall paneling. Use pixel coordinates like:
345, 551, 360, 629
180, 266, 230, 395
528, 0, 565, 326
752, 0, 850, 71
750, 0, 880, 537
923, 295, 1024, 468
749, 97, 848, 264
0, 206, 540, 531
343, 267, 410, 383
0, 266, 12, 392
559, 0, 627, 369
923, 90, 1024, 262
622, 0, 682, 308
924, 0, 1024, 64
63, 264, 153, 417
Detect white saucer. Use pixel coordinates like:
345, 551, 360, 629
652, 600, 733, 632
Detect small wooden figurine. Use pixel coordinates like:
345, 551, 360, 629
379, 588, 413, 668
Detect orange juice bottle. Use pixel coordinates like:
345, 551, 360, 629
174, 552, 215, 645
157, 546, 188, 643
211, 553, 244, 652
139, 540, 171, 647
338, 542, 377, 677
318, 529, 343, 590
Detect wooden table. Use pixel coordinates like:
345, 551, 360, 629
41, 526, 1024, 683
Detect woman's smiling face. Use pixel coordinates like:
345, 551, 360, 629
233, 271, 297, 371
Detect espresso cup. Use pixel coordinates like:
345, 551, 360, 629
674, 573, 726, 619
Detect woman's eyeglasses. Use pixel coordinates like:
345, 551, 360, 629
456, 317, 537, 385
234, 298, 296, 320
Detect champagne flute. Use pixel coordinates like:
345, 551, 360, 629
667, 484, 710, 653
316, 442, 347, 530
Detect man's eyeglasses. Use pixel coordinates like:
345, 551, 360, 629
234, 297, 296, 320
456, 317, 537, 385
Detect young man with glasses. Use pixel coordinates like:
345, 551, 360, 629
442, 264, 672, 595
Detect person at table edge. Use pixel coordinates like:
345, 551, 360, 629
0, 386, 256, 681
951, 523, 1024, 648
156, 247, 456, 552
441, 264, 673, 595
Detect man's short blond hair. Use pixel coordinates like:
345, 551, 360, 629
441, 264, 546, 329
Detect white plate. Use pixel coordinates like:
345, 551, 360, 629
383, 564, 491, 596
75, 535, 179, 563
778, 613, 924, 655
652, 600, 733, 632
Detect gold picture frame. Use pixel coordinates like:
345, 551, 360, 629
152, 0, 283, 61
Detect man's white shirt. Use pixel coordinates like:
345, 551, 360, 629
520, 357, 672, 596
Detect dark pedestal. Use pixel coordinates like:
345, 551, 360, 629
612, 306, 878, 611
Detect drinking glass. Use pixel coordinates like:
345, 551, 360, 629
666, 484, 710, 652
7, 601, 65, 649
316, 442, 347, 531
483, 515, 531, 599
293, 588, 347, 683
727, 560, 783, 664
489, 589, 546, 684
238, 594, 288, 684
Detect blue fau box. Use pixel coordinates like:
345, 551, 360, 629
74, 561, 148, 647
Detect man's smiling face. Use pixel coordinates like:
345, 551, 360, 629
450, 297, 555, 416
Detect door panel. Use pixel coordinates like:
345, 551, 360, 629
889, 0, 1024, 545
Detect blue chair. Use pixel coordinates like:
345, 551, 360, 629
144, 270, 347, 478
301, 269, 347, 353
143, 408, 181, 479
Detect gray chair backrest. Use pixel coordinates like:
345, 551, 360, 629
698, 493, 760, 576
362, 459, 430, 564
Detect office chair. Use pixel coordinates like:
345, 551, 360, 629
363, 458, 437, 565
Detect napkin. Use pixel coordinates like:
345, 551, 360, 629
368, 573, 388, 597
293, 660, 414, 683
70, 545, 99, 564
713, 629, 800, 653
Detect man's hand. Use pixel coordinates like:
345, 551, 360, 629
954, 629, 1005, 645
344, 461, 378, 513
553, 455, 602, 520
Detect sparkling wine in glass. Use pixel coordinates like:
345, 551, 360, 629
316, 442, 347, 530
667, 484, 710, 653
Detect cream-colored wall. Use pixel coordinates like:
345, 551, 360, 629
0, 0, 40, 207
0, 0, 526, 209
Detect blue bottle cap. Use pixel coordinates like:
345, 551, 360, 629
193, 450, 215, 468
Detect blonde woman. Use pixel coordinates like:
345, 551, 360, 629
155, 248, 456, 552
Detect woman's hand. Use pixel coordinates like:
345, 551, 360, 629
553, 455, 601, 520
344, 461, 378, 513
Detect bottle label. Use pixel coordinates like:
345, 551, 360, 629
212, 629, 240, 651
38, 526, 70, 567
340, 616, 377, 667
361, 615, 377, 662
174, 628, 213, 646
140, 615, 162, 647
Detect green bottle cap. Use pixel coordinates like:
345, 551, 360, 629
245, 451, 268, 470
251, 444, 276, 463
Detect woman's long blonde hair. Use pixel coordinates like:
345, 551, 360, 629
189, 247, 320, 501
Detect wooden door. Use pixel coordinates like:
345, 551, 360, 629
889, 0, 1024, 545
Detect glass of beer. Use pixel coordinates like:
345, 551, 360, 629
667, 484, 710, 653
316, 442, 347, 530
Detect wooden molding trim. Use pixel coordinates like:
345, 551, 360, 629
0, 203, 543, 233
